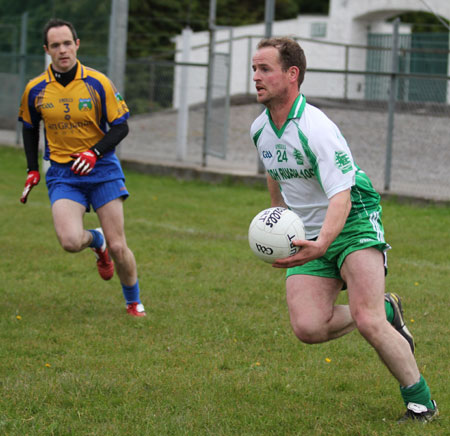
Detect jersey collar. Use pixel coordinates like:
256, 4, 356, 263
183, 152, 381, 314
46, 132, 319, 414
45, 59, 86, 83
287, 94, 306, 120
266, 94, 307, 138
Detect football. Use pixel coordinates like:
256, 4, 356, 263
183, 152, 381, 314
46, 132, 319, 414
248, 207, 306, 263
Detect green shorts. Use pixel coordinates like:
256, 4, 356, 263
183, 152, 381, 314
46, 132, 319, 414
286, 208, 391, 281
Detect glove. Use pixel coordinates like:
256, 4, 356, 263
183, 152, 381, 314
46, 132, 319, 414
20, 170, 40, 204
70, 150, 97, 175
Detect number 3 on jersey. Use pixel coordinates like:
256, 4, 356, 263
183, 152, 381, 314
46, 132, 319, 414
277, 149, 287, 163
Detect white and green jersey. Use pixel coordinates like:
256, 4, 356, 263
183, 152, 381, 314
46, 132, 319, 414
251, 94, 381, 239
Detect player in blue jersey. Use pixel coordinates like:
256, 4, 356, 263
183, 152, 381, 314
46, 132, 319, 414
18, 18, 146, 317
251, 37, 437, 422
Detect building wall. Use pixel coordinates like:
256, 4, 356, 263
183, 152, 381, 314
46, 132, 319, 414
173, 0, 450, 107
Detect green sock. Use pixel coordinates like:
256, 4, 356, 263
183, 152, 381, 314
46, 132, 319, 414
385, 299, 394, 323
400, 375, 434, 409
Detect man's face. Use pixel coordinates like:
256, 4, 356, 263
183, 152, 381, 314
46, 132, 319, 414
44, 25, 79, 73
252, 46, 291, 107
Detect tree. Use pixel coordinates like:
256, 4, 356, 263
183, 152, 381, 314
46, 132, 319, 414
0, 0, 111, 56
391, 11, 449, 32
127, 0, 184, 58
127, 0, 330, 59
0, 0, 331, 59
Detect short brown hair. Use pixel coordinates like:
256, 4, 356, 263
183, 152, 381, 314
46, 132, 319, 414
43, 18, 78, 47
257, 37, 307, 88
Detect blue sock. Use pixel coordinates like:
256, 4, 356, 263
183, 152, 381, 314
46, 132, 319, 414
122, 280, 141, 304
88, 229, 104, 249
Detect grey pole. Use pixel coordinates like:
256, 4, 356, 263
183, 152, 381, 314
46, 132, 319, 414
176, 27, 192, 161
16, 11, 28, 145
384, 18, 400, 191
202, 0, 217, 167
344, 45, 349, 100
108, 0, 129, 96
107, 0, 128, 159
257, 0, 276, 174
107, 0, 117, 78
265, 0, 275, 37
246, 36, 252, 95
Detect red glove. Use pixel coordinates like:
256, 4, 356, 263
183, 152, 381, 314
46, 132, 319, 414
20, 170, 40, 204
70, 150, 97, 175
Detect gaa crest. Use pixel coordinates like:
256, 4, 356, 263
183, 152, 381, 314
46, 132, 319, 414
78, 98, 92, 111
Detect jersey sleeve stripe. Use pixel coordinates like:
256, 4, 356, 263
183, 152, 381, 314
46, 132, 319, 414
28, 81, 47, 127
110, 113, 130, 125
252, 125, 265, 147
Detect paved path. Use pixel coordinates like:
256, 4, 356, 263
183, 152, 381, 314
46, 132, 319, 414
122, 99, 450, 202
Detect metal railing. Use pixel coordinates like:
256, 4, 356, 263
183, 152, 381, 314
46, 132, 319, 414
1, 22, 449, 201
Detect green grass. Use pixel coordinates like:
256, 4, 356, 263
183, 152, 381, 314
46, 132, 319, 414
0, 145, 448, 435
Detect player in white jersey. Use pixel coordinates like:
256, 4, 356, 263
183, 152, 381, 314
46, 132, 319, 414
251, 37, 437, 422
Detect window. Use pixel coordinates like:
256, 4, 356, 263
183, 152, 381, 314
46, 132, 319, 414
310, 22, 327, 38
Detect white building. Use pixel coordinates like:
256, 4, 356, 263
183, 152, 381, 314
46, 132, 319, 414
173, 0, 450, 107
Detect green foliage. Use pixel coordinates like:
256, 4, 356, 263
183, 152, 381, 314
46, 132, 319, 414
393, 11, 450, 33
2, 0, 447, 64
126, 0, 329, 59
128, 0, 184, 58
213, 0, 302, 27
0, 0, 111, 56
0, 145, 449, 435
298, 0, 329, 14
0, 0, 328, 61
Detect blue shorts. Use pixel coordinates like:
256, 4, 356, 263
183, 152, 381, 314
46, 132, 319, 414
46, 161, 129, 212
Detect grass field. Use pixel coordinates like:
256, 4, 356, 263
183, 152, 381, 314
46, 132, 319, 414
0, 145, 448, 435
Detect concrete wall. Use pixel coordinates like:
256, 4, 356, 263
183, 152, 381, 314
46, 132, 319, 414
0, 73, 20, 129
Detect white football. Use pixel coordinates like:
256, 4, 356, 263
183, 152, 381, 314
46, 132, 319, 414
248, 207, 305, 263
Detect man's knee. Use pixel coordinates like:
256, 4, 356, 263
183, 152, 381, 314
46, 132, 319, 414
59, 233, 83, 252
352, 309, 385, 343
107, 239, 128, 262
291, 318, 327, 344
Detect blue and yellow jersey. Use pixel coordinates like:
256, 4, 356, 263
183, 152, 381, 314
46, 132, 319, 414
18, 60, 129, 163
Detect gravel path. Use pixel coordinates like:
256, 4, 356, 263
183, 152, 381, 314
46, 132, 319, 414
2, 98, 448, 202
122, 98, 450, 202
